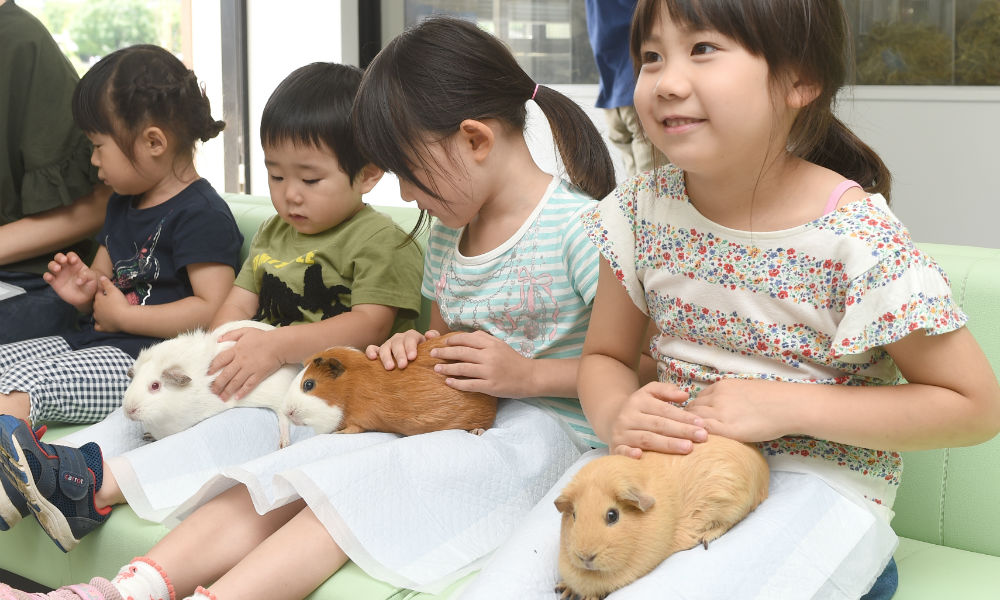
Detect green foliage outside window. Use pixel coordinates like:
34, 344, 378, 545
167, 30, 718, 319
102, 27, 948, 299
855, 22, 953, 85
956, 0, 1000, 84
69, 0, 158, 61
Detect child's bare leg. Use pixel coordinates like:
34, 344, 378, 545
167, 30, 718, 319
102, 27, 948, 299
145, 484, 305, 597
93, 464, 125, 508
0, 391, 30, 422
209, 505, 348, 600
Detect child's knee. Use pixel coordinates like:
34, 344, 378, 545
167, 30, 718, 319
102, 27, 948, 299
0, 391, 31, 422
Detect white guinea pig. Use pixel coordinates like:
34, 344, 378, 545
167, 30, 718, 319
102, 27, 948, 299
122, 319, 301, 446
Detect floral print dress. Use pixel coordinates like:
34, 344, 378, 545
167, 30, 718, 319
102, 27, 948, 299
583, 164, 965, 519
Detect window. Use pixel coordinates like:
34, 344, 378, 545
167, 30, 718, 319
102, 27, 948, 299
19, 0, 188, 74
403, 0, 1000, 87
404, 0, 597, 84
843, 0, 997, 84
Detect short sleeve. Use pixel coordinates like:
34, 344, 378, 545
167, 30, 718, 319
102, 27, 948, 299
831, 227, 966, 358
581, 174, 650, 315
233, 217, 271, 293
1, 17, 97, 221
350, 222, 424, 320
563, 201, 601, 304
170, 197, 244, 273
420, 219, 456, 301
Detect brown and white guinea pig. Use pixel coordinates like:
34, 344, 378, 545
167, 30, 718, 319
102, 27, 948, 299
122, 320, 302, 446
553, 435, 770, 600
282, 332, 498, 436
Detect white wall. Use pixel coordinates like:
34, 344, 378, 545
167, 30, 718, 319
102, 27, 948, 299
837, 86, 1000, 249
189, 2, 224, 191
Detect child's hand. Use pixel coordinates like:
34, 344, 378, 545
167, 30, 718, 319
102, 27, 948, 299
685, 379, 787, 443
43, 252, 98, 307
365, 329, 441, 370
427, 330, 531, 398
209, 326, 284, 401
91, 277, 133, 332
609, 382, 706, 458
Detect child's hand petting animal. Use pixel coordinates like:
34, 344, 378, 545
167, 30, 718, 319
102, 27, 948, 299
365, 328, 442, 370
553, 435, 769, 600
209, 324, 285, 401
426, 330, 535, 399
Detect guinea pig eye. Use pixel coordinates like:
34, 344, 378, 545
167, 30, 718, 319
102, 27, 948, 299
149, 381, 160, 393
605, 508, 619, 525
302, 378, 315, 392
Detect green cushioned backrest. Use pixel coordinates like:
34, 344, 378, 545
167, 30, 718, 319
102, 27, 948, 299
891, 243, 1000, 556
222, 194, 431, 331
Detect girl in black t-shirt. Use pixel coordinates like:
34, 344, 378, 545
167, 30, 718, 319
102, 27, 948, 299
0, 44, 242, 428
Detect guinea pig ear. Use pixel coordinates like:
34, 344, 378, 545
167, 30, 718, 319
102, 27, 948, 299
126, 366, 135, 379
161, 367, 191, 387
618, 486, 656, 513
316, 357, 346, 379
553, 494, 574, 515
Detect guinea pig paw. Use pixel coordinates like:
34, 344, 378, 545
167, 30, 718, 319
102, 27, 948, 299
468, 428, 486, 436
141, 432, 156, 442
554, 581, 599, 600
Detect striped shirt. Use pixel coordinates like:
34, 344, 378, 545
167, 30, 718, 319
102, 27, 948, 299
422, 176, 600, 446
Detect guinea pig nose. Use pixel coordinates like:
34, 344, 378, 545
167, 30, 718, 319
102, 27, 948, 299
576, 552, 597, 569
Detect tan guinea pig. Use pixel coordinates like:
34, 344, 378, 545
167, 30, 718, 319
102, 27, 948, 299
283, 332, 498, 436
553, 435, 770, 600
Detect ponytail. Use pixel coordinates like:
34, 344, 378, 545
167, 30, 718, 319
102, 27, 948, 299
531, 85, 616, 201
354, 16, 615, 205
803, 117, 891, 201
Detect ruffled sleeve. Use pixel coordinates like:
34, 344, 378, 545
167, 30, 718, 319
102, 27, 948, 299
829, 205, 966, 358
581, 170, 656, 315
18, 136, 97, 215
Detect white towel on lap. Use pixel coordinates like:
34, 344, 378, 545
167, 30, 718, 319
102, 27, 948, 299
62, 400, 582, 594
462, 449, 898, 600
57, 407, 317, 523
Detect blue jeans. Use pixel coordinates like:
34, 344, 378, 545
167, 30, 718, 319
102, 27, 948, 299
862, 558, 898, 600
0, 270, 78, 344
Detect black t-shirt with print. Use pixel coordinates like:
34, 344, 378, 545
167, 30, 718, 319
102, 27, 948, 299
63, 178, 243, 358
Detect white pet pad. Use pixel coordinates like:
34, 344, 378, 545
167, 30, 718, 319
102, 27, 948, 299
71, 400, 579, 592
57, 407, 316, 523
462, 449, 897, 600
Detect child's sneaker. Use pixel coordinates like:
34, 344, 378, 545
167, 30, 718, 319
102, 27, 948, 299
0, 415, 111, 552
0, 472, 29, 530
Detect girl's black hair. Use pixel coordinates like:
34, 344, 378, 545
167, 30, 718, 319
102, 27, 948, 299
260, 62, 367, 181
353, 15, 615, 216
630, 0, 891, 199
72, 44, 224, 163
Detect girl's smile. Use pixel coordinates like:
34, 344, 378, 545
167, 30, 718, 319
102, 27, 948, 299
659, 115, 706, 135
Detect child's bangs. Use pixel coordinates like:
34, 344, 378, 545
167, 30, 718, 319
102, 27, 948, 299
354, 54, 438, 200
632, 0, 767, 60
71, 70, 116, 136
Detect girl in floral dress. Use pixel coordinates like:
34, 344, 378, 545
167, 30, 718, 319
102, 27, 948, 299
463, 1, 1000, 599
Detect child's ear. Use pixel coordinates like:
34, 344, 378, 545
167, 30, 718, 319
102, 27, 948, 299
141, 126, 169, 157
786, 76, 821, 109
354, 163, 384, 195
457, 119, 494, 163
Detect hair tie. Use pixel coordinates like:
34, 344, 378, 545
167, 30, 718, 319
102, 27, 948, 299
531, 83, 540, 100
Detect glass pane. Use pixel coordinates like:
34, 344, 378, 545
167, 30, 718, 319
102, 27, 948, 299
843, 0, 1000, 85
404, 0, 598, 84
19, 0, 186, 76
